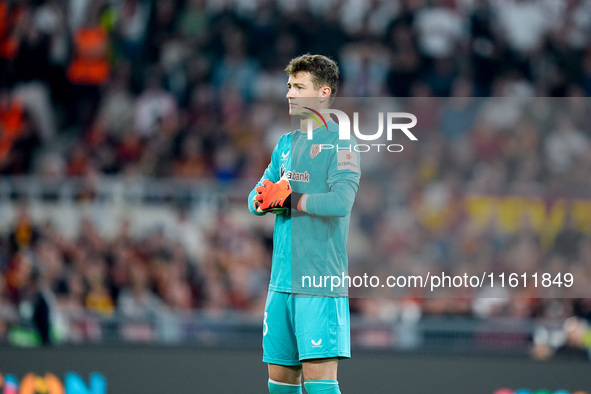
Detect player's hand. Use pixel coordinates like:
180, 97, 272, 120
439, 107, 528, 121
255, 179, 292, 212
252, 195, 286, 215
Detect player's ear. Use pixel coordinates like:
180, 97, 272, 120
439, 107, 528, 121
319, 85, 331, 104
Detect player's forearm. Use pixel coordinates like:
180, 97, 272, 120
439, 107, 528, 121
301, 181, 357, 217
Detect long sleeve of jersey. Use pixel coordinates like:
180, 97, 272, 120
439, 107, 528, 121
298, 129, 360, 217
304, 173, 359, 217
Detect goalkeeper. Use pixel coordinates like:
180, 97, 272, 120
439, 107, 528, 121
248, 54, 360, 394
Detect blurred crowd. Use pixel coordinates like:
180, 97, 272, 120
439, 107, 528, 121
1, 0, 591, 179
0, 204, 271, 343
0, 0, 591, 345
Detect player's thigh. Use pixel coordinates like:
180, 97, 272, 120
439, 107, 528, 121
268, 363, 303, 385
294, 296, 351, 361
263, 290, 301, 366
302, 357, 338, 381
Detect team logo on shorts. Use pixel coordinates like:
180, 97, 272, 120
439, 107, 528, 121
310, 144, 320, 159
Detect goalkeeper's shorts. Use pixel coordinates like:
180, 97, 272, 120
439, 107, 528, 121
262, 289, 351, 366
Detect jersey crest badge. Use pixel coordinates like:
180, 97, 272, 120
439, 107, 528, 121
310, 144, 320, 159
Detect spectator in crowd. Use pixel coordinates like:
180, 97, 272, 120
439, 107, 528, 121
413, 0, 463, 62
67, 2, 111, 129
544, 114, 589, 176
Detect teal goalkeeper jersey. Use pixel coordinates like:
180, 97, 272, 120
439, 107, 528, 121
248, 120, 360, 296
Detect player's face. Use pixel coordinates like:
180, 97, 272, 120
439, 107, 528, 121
286, 72, 330, 117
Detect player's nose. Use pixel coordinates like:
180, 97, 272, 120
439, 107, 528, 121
286, 86, 298, 99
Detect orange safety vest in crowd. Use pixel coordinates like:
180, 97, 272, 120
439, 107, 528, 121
67, 25, 110, 85
0, 97, 24, 161
0, 1, 23, 60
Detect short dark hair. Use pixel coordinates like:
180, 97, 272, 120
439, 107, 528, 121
285, 54, 339, 98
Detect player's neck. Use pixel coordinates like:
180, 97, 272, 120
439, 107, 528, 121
299, 117, 312, 134
299, 111, 330, 134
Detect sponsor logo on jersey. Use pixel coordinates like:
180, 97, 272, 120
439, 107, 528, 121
281, 151, 289, 160
337, 150, 359, 172
280, 164, 310, 183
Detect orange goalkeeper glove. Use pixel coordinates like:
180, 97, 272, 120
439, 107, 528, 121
254, 179, 303, 213
252, 195, 286, 214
